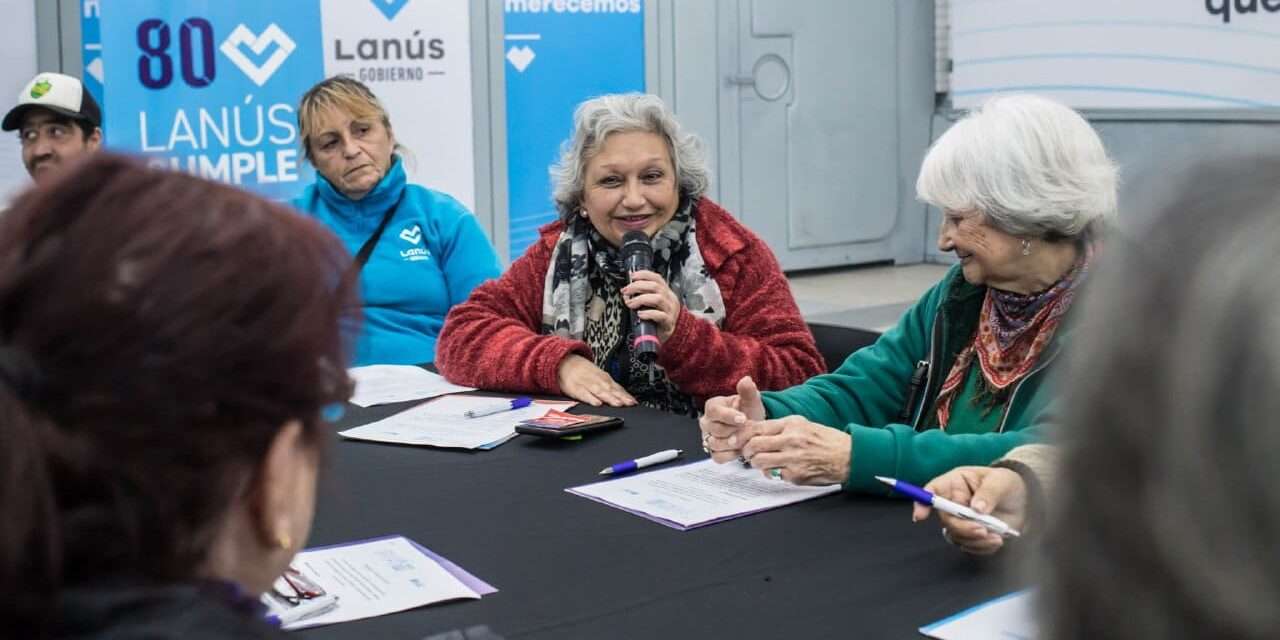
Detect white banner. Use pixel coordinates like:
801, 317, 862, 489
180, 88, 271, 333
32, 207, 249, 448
321, 0, 475, 210
949, 0, 1280, 110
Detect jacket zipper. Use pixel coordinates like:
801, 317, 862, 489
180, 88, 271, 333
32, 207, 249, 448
910, 307, 945, 430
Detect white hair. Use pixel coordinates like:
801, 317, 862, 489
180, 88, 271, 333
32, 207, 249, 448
916, 94, 1119, 239
550, 93, 710, 220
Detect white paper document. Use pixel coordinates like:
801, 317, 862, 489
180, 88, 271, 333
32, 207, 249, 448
919, 590, 1037, 640
339, 396, 576, 449
567, 459, 840, 530
263, 535, 490, 630
348, 365, 475, 407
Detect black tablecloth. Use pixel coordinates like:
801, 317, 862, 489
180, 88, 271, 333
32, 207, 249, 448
299, 400, 1016, 640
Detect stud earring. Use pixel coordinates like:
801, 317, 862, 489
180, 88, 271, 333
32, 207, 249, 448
276, 532, 293, 550
1020, 239, 1032, 256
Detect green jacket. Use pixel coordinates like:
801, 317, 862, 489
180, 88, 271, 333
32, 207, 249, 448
761, 265, 1069, 493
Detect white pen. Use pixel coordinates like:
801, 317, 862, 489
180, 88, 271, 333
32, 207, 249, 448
599, 448, 683, 475
464, 396, 532, 418
268, 594, 340, 627
875, 475, 1021, 538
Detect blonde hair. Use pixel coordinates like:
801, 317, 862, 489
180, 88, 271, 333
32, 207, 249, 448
297, 75, 406, 163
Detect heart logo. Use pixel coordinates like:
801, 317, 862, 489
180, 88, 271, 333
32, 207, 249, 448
399, 225, 423, 245
370, 0, 411, 20
506, 46, 536, 73
219, 24, 297, 87
85, 57, 104, 83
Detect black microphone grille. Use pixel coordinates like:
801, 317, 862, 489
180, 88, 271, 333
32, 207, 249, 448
621, 231, 652, 258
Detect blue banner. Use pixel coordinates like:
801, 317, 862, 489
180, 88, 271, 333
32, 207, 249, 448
503, 0, 645, 261
80, 1, 104, 119
99, 1, 325, 199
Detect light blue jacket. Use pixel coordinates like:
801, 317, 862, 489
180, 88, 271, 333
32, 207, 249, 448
292, 158, 501, 365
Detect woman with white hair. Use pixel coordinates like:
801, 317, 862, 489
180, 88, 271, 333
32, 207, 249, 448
437, 93, 823, 416
699, 94, 1116, 492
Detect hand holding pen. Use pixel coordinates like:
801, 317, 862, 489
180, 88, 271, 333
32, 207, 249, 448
890, 467, 1030, 555
881, 475, 1020, 539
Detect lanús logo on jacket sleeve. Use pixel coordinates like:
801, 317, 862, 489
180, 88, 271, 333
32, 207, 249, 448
399, 224, 431, 262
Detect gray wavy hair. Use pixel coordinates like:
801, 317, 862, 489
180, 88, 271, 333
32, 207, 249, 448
550, 93, 710, 220
916, 94, 1119, 240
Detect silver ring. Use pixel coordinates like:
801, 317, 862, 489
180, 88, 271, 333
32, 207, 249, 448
701, 433, 711, 454
942, 527, 955, 545
769, 467, 783, 480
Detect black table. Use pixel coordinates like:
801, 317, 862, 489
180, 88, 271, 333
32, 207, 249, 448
300, 400, 1016, 640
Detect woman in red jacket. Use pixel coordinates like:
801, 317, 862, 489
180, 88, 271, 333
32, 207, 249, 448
437, 93, 823, 416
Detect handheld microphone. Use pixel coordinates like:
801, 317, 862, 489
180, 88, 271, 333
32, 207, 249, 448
621, 230, 660, 362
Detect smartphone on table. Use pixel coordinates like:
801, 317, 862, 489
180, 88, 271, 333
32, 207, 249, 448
514, 410, 624, 438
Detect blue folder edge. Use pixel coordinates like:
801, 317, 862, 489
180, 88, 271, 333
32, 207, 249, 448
919, 588, 1031, 633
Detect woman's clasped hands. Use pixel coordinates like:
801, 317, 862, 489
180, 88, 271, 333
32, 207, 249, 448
699, 376, 851, 486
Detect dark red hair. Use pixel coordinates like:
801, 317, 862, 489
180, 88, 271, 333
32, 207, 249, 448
0, 153, 358, 631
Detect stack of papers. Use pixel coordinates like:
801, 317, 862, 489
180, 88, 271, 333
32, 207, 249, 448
339, 395, 575, 449
919, 590, 1037, 640
264, 535, 496, 630
568, 459, 840, 530
348, 365, 475, 407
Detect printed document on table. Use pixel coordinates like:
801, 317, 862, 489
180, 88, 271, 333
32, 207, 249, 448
567, 459, 839, 530
339, 396, 576, 449
264, 535, 495, 630
919, 590, 1037, 640
348, 365, 475, 407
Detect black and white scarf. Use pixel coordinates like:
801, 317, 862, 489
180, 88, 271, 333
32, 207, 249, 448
541, 197, 725, 415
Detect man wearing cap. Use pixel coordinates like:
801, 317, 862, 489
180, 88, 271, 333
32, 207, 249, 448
3, 72, 102, 183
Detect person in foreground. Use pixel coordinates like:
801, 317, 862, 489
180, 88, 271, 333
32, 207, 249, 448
700, 94, 1116, 490
1039, 159, 1280, 639
437, 93, 823, 415
292, 75, 500, 366
0, 154, 356, 638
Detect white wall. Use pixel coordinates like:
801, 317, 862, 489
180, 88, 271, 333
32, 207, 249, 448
0, 0, 37, 204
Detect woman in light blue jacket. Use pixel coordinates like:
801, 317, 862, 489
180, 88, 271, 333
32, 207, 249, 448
292, 76, 500, 365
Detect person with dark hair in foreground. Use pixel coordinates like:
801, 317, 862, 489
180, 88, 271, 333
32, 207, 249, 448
0, 154, 357, 638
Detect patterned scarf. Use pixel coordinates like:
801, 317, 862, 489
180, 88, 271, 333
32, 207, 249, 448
541, 197, 726, 415
936, 243, 1094, 427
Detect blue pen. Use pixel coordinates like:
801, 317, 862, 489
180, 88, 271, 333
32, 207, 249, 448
464, 396, 533, 418
599, 448, 683, 476
875, 475, 1021, 538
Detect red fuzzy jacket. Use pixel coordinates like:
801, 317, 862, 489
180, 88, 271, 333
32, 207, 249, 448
436, 197, 824, 402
